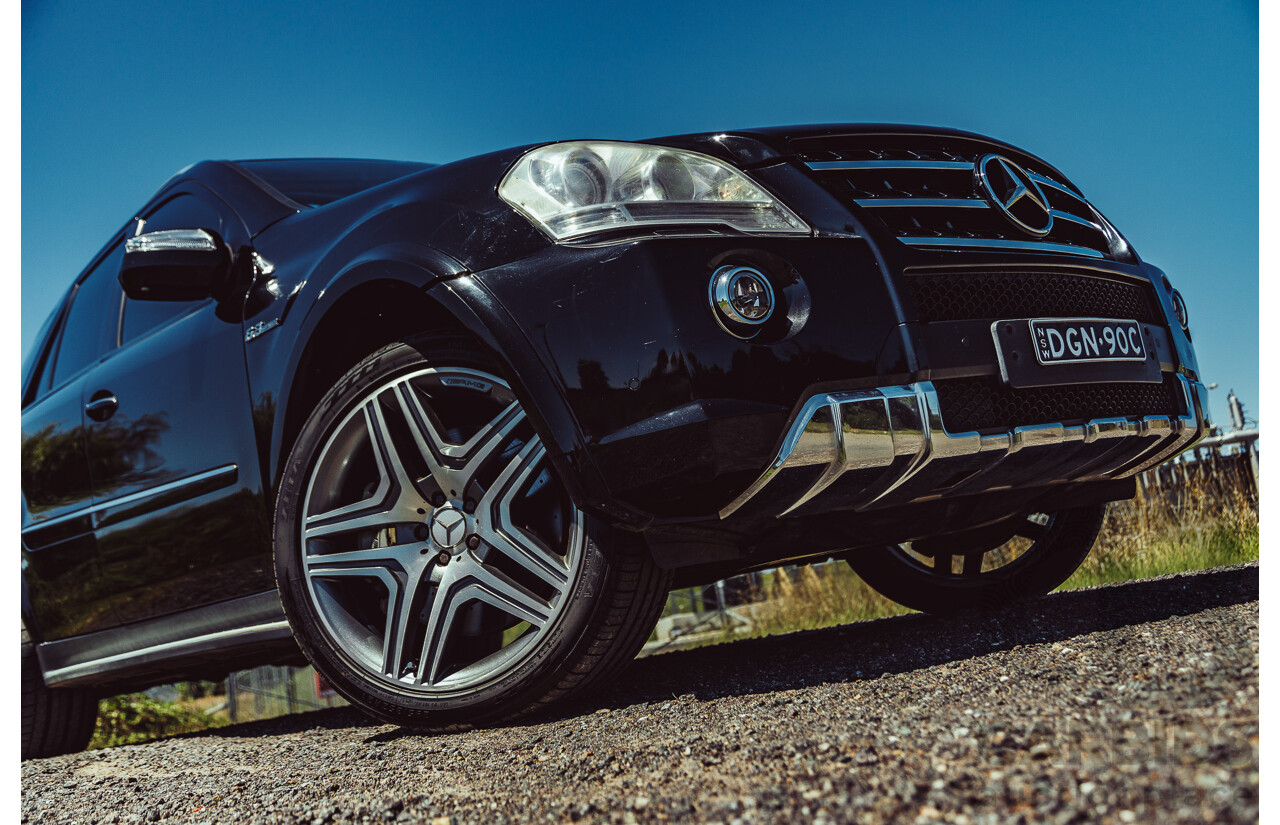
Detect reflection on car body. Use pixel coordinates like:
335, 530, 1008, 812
20, 125, 1206, 757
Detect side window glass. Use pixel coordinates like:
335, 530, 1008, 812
120, 194, 226, 346
22, 296, 66, 405
48, 242, 125, 389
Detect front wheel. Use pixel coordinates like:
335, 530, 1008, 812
845, 504, 1105, 615
274, 336, 670, 730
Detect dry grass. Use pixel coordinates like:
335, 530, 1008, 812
1063, 474, 1258, 590
740, 563, 911, 639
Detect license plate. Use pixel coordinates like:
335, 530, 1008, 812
1029, 318, 1146, 365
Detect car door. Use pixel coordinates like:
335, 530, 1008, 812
21, 238, 127, 640
85, 187, 274, 625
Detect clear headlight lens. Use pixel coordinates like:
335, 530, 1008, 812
498, 141, 809, 241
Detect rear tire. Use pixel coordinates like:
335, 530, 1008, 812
845, 504, 1105, 615
22, 631, 98, 759
274, 335, 671, 730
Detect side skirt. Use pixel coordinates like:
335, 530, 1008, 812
38, 591, 299, 691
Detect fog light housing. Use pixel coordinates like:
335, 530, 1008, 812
710, 265, 775, 336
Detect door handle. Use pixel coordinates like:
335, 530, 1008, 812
85, 392, 119, 422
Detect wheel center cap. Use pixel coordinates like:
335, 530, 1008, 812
429, 505, 468, 548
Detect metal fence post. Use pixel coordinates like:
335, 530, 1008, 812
226, 674, 238, 723
285, 667, 298, 715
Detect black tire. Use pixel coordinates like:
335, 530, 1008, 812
22, 631, 98, 759
274, 335, 671, 730
845, 504, 1105, 615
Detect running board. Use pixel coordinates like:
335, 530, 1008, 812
39, 591, 294, 688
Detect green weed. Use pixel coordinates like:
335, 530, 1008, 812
89, 693, 226, 750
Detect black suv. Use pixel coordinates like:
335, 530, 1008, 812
21, 125, 1206, 757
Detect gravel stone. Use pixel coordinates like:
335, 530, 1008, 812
21, 564, 1257, 824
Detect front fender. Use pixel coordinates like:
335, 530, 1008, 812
428, 276, 653, 530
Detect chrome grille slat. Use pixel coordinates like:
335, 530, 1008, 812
805, 160, 974, 171
853, 198, 989, 208
897, 237, 1106, 258
1029, 172, 1086, 201
1048, 209, 1099, 229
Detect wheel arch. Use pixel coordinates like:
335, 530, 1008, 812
267, 248, 498, 492
265, 249, 651, 532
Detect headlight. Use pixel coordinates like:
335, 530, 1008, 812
498, 141, 809, 241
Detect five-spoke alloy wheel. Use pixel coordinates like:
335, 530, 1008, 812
275, 337, 670, 729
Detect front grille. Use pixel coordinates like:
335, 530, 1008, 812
793, 134, 1125, 260
935, 375, 1185, 434
906, 269, 1161, 324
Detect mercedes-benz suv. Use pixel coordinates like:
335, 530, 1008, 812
21, 124, 1205, 757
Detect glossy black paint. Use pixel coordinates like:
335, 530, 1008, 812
22, 177, 275, 642
21, 125, 1201, 685
22, 238, 125, 640
470, 235, 907, 516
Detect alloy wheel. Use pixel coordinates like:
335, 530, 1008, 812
892, 512, 1056, 580
299, 367, 583, 694
846, 505, 1104, 615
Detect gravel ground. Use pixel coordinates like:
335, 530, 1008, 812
22, 563, 1258, 825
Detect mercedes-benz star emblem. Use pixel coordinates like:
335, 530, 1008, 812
975, 154, 1053, 237
430, 506, 467, 548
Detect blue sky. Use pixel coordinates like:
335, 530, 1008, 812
21, 0, 1258, 426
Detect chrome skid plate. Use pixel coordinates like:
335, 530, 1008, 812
719, 376, 1207, 519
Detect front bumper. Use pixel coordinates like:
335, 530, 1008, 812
720, 375, 1209, 520
465, 136, 1206, 539
452, 129, 1208, 578
470, 235, 1204, 530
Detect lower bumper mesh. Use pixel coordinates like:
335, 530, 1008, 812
934, 375, 1186, 434
904, 269, 1162, 324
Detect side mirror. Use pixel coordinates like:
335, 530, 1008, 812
119, 228, 231, 301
